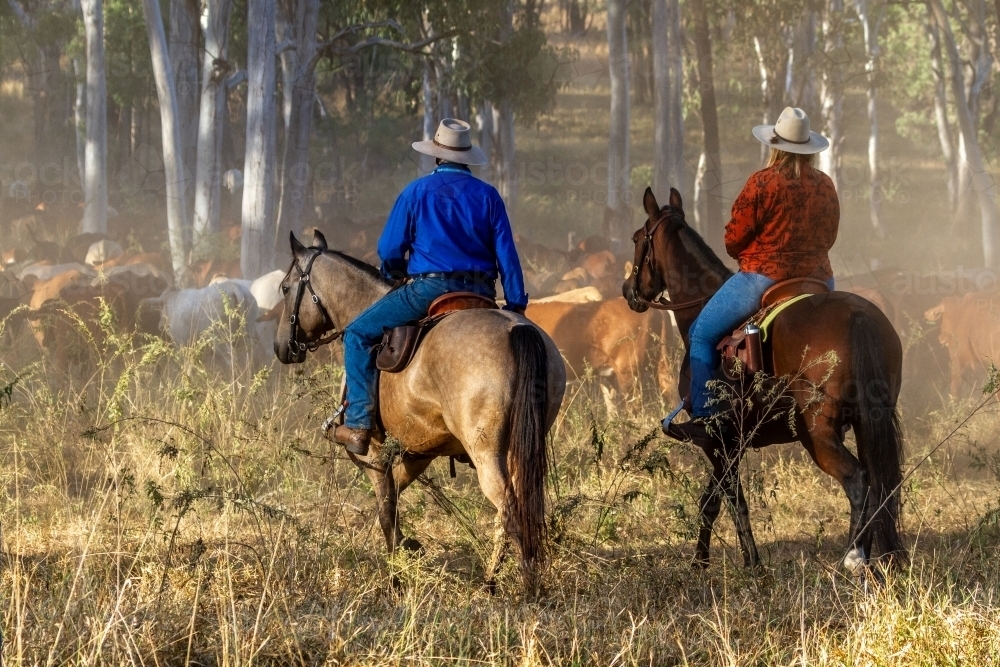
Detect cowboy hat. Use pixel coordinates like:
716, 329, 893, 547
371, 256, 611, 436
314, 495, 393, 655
412, 118, 488, 166
752, 107, 829, 154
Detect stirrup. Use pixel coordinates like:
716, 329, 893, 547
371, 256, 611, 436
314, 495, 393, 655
660, 401, 686, 433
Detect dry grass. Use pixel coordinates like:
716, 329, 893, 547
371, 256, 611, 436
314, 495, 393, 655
1, 309, 999, 666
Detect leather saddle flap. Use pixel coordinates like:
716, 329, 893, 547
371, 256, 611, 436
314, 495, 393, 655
761, 277, 830, 308
376, 324, 423, 373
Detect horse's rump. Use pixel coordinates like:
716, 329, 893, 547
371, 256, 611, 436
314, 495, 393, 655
378, 309, 564, 456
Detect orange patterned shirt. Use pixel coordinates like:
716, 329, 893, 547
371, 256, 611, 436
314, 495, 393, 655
724, 164, 839, 282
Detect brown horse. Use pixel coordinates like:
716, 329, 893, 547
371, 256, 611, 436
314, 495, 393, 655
622, 188, 904, 571
273, 231, 566, 587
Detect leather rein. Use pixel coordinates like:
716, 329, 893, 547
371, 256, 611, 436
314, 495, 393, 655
631, 210, 712, 312
286, 249, 343, 354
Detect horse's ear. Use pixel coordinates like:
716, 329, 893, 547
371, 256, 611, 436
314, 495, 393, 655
643, 187, 659, 219
312, 229, 328, 252
289, 231, 306, 257
669, 187, 684, 212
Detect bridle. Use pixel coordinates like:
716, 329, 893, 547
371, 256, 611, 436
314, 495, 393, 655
285, 249, 342, 354
631, 208, 712, 312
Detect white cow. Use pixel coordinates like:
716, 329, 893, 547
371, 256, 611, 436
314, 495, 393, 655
148, 280, 265, 371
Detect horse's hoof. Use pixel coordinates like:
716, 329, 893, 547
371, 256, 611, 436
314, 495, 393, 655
399, 537, 424, 553
692, 555, 710, 569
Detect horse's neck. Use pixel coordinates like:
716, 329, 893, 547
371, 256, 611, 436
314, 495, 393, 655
664, 233, 731, 347
314, 255, 391, 327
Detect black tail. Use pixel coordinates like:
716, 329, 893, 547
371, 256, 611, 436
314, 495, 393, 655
850, 312, 905, 560
506, 325, 549, 569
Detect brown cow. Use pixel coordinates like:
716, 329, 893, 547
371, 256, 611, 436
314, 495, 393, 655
27, 269, 131, 366
925, 293, 1000, 396
526, 297, 675, 399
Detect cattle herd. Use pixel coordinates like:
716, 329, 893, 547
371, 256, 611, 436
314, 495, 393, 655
1, 204, 997, 414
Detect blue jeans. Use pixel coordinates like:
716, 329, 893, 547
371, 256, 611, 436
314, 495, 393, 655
688, 272, 835, 417
343, 277, 496, 429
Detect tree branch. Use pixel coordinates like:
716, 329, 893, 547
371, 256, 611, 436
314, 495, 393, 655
305, 20, 458, 74
225, 69, 247, 89
6, 0, 34, 29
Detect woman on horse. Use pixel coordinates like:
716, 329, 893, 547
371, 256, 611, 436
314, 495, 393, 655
668, 106, 838, 443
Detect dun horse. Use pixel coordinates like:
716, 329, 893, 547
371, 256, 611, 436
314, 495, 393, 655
623, 188, 905, 571
273, 231, 566, 586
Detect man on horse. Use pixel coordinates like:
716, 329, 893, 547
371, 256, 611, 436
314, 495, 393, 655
332, 118, 528, 456
667, 107, 838, 444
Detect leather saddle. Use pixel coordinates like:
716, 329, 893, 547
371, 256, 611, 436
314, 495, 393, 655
717, 277, 830, 380
375, 291, 498, 373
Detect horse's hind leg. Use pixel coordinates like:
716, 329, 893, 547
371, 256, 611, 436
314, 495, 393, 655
474, 456, 514, 591
799, 422, 871, 572
484, 515, 510, 595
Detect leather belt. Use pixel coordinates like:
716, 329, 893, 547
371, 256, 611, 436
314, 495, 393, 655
412, 272, 495, 286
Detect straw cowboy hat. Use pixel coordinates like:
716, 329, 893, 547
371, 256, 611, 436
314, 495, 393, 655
412, 118, 488, 166
752, 107, 829, 154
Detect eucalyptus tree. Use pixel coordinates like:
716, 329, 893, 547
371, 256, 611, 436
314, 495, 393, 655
690, 0, 721, 244
192, 0, 234, 248
240, 0, 278, 279
927, 0, 998, 267
606, 0, 629, 250
853, 0, 887, 238
81, 0, 108, 234
142, 0, 190, 281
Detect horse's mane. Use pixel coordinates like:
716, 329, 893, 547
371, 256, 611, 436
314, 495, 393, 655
324, 249, 389, 284
674, 221, 733, 282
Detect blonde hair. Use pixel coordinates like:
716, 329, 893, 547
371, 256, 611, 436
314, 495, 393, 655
766, 148, 816, 178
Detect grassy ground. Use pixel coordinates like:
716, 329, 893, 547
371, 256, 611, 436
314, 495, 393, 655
1, 309, 1000, 665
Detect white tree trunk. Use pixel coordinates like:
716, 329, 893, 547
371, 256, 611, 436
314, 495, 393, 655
81, 0, 107, 234
192, 0, 233, 249
928, 0, 999, 267
73, 56, 86, 187
853, 0, 885, 238
607, 0, 630, 249
495, 2, 517, 209
496, 101, 517, 207
652, 0, 669, 197
274, 0, 320, 264
819, 0, 844, 191
420, 59, 436, 175
926, 16, 957, 209
241, 0, 278, 279
143, 0, 191, 282
666, 0, 684, 191
168, 0, 199, 191
476, 101, 494, 183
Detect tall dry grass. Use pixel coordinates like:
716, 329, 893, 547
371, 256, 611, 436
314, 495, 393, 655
0, 307, 999, 665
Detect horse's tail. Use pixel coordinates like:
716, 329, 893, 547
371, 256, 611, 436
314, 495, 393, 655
849, 311, 905, 561
506, 324, 549, 568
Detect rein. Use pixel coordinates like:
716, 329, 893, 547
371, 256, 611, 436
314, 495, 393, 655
287, 249, 342, 353
632, 210, 712, 312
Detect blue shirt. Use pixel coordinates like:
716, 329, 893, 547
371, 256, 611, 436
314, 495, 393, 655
378, 164, 528, 308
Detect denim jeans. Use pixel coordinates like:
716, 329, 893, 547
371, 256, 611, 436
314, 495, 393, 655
688, 272, 835, 417
343, 276, 496, 429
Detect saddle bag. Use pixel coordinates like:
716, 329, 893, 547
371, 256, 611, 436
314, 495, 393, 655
718, 324, 763, 381
376, 324, 423, 373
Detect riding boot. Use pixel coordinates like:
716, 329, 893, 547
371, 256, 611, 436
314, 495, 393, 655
664, 417, 728, 447
333, 425, 372, 456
